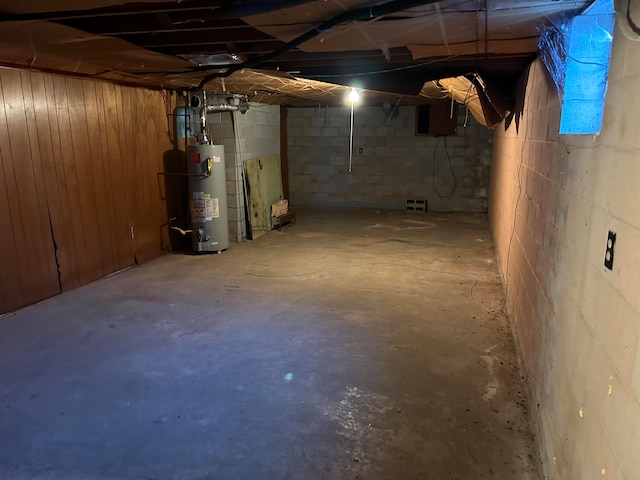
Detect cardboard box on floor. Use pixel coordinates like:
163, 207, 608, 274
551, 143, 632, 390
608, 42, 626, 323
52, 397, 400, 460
271, 200, 288, 217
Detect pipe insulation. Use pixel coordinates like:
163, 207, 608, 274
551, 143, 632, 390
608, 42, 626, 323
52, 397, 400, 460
200, 103, 240, 139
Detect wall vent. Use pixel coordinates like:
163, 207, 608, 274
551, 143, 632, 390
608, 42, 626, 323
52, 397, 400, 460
406, 199, 427, 213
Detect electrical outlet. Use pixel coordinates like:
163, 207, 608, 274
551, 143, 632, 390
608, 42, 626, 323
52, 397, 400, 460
604, 230, 616, 270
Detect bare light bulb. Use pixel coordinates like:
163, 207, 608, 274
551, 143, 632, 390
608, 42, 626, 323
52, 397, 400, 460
348, 88, 360, 103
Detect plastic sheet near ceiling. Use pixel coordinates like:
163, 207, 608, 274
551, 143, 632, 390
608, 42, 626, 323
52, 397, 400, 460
209, 69, 430, 107
0, 21, 198, 87
421, 76, 487, 126
242, 0, 590, 54
0, 17, 482, 119
0, 0, 591, 128
217, 70, 490, 128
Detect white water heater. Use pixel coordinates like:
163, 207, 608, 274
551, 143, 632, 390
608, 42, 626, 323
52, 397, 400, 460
186, 144, 229, 253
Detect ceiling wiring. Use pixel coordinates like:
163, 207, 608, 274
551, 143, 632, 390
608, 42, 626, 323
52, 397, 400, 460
432, 136, 458, 201
304, 54, 461, 78
198, 0, 443, 88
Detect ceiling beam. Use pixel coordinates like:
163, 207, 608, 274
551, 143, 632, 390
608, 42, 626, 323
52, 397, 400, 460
0, 1, 222, 21
123, 28, 276, 48
155, 41, 285, 56
58, 16, 250, 36
275, 53, 535, 79
198, 0, 444, 88
0, 1, 310, 22
273, 47, 413, 63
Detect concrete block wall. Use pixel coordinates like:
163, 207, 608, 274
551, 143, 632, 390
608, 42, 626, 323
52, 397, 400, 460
207, 103, 280, 242
287, 104, 493, 211
490, 31, 640, 480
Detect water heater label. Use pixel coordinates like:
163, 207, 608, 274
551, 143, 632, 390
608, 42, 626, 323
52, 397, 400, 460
192, 191, 205, 222
204, 194, 214, 221
213, 155, 221, 163
211, 197, 219, 218
191, 153, 201, 164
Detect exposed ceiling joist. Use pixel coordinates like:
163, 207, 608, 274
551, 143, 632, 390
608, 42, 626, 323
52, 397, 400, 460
158, 41, 284, 57
0, 0, 591, 126
58, 16, 250, 36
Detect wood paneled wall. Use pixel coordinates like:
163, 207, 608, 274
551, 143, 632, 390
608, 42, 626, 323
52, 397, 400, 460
0, 68, 174, 314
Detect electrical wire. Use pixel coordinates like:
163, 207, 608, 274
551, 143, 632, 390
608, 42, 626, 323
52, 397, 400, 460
349, 100, 355, 173
160, 90, 171, 114
307, 54, 460, 78
503, 88, 531, 303
170, 226, 192, 235
231, 109, 250, 241
330, 0, 478, 47
463, 77, 476, 103
384, 98, 402, 128
197, 0, 443, 88
432, 136, 458, 200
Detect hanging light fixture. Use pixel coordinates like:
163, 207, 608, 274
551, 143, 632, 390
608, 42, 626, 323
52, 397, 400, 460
348, 88, 360, 103
347, 88, 360, 173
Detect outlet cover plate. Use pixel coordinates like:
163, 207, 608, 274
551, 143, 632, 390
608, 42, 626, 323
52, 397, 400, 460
604, 230, 616, 270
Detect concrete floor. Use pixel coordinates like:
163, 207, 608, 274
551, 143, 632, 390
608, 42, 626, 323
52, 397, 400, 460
0, 208, 542, 480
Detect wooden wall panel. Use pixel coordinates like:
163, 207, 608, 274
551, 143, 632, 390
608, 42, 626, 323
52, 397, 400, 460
43, 74, 82, 290
0, 115, 25, 310
28, 72, 74, 290
85, 80, 118, 276
125, 87, 146, 262
102, 81, 135, 271
0, 68, 173, 314
141, 89, 163, 262
133, 88, 169, 263
18, 72, 61, 297
51, 75, 92, 287
66, 78, 105, 282
0, 70, 59, 312
117, 86, 139, 262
